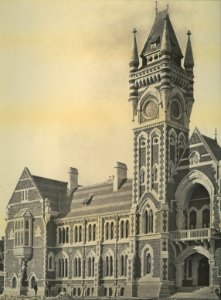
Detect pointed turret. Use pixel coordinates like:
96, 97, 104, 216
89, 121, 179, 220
184, 31, 194, 70
129, 28, 139, 72
140, 10, 183, 68
161, 14, 171, 55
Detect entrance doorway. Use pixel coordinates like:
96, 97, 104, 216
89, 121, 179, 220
198, 257, 209, 286
181, 253, 209, 287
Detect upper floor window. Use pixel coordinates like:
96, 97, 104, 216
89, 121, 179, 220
120, 220, 129, 239
57, 226, 70, 244
14, 217, 32, 247
74, 225, 82, 243
88, 223, 96, 241
143, 207, 153, 234
105, 221, 115, 240
21, 190, 29, 201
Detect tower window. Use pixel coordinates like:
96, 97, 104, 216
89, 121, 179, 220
143, 208, 154, 234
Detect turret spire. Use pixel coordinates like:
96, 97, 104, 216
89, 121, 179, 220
184, 31, 194, 69
160, 14, 171, 54
129, 28, 139, 72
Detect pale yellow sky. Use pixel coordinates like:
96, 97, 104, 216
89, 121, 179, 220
0, 0, 220, 236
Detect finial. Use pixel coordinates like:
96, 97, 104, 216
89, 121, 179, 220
132, 28, 137, 35
187, 30, 191, 36
215, 128, 217, 142
155, 1, 158, 16
166, 4, 169, 12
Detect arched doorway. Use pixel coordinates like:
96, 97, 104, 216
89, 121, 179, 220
198, 257, 209, 286
176, 247, 211, 288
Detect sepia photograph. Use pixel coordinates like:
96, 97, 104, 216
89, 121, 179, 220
0, 0, 221, 299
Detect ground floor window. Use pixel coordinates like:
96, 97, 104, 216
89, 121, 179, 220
12, 277, 17, 289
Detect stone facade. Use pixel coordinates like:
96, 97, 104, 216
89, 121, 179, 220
3, 5, 221, 299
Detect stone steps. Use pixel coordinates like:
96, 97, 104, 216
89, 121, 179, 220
168, 286, 218, 300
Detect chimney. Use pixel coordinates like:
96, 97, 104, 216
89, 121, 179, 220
113, 162, 127, 191
69, 167, 78, 193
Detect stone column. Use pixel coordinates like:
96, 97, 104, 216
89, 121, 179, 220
176, 262, 184, 288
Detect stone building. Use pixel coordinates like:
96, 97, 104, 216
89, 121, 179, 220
3, 5, 221, 299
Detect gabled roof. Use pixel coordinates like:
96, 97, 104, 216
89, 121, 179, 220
15, 208, 32, 218
63, 179, 132, 219
189, 128, 221, 162
141, 10, 183, 59
8, 168, 68, 212
202, 135, 221, 161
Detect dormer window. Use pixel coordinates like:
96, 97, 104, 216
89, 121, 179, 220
150, 36, 160, 50
151, 43, 157, 49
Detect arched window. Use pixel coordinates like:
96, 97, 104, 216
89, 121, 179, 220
120, 254, 128, 276
104, 254, 113, 277
79, 226, 82, 242
143, 247, 152, 276
49, 256, 52, 269
62, 228, 65, 243
74, 258, 77, 277
30, 276, 36, 289
92, 257, 95, 276
12, 276, 17, 289
78, 258, 81, 277
140, 168, 145, 185
120, 221, 124, 238
152, 165, 158, 183
110, 256, 113, 276
66, 227, 69, 243
110, 222, 114, 239
121, 255, 124, 276
88, 224, 92, 241
56, 253, 69, 278
74, 226, 78, 243
149, 210, 153, 233
143, 207, 154, 234
169, 160, 175, 180
88, 257, 91, 277
58, 227, 62, 244
178, 134, 186, 161
48, 253, 55, 271
145, 210, 148, 233
106, 256, 109, 276
106, 223, 109, 240
189, 210, 197, 229
169, 134, 176, 163
125, 220, 129, 238
87, 256, 95, 277
202, 208, 210, 228
93, 224, 96, 241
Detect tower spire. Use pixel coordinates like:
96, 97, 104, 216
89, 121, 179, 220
184, 30, 194, 69
155, 1, 158, 16
129, 28, 139, 72
160, 14, 171, 55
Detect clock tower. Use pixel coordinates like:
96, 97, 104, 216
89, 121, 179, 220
128, 8, 194, 295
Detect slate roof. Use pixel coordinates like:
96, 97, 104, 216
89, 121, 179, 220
32, 175, 68, 212
33, 175, 67, 200
63, 179, 132, 219
202, 135, 221, 161
141, 10, 183, 59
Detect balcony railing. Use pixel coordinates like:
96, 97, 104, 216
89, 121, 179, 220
170, 228, 212, 241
